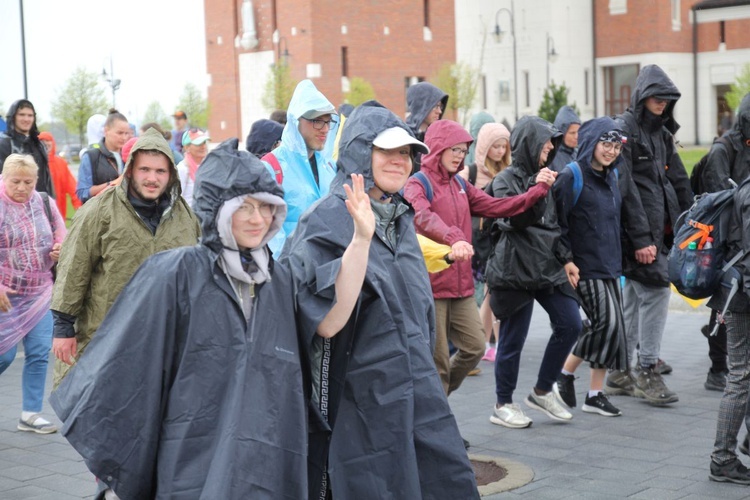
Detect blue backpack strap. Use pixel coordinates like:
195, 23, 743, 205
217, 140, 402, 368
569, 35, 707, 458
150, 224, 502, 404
567, 162, 583, 206
413, 171, 433, 203
454, 175, 467, 191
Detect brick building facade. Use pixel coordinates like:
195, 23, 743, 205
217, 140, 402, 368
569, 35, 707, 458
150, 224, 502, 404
204, 0, 455, 142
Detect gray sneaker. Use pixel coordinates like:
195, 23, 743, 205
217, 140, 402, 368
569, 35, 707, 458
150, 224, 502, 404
524, 391, 573, 422
633, 364, 679, 405
17, 414, 57, 434
604, 369, 635, 396
705, 370, 728, 392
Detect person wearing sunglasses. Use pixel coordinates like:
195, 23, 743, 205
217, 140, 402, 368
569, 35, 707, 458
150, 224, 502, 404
261, 79, 339, 258
403, 120, 556, 442
605, 64, 691, 407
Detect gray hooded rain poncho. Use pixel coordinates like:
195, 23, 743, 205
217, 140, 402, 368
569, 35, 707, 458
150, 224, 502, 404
50, 139, 308, 499
405, 82, 449, 174
283, 101, 479, 500
550, 105, 581, 172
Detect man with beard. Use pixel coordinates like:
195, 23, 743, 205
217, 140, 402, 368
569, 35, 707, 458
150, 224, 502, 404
50, 128, 200, 386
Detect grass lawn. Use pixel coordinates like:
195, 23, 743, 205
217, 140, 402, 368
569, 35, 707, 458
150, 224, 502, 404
677, 147, 708, 176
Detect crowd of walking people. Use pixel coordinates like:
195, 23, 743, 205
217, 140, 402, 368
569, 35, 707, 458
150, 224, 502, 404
2, 62, 750, 496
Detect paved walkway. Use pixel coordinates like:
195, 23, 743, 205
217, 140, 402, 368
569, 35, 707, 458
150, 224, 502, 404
0, 300, 746, 499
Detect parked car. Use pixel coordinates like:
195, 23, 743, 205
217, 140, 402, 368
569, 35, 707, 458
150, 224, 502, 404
58, 144, 82, 162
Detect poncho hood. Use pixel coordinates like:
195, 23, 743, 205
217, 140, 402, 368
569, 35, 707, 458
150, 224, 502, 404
282, 79, 339, 159
193, 138, 286, 254
510, 116, 563, 176
553, 105, 581, 135
332, 100, 420, 194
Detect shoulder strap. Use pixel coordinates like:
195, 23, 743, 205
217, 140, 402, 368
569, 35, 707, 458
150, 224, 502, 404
567, 162, 584, 206
413, 171, 433, 203
261, 152, 284, 184
39, 192, 55, 232
454, 175, 467, 191
468, 164, 477, 186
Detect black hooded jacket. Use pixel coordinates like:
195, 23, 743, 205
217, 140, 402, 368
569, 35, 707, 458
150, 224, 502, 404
50, 140, 308, 499
702, 93, 750, 193
485, 116, 572, 316
615, 64, 692, 286
283, 101, 479, 500
405, 82, 449, 173
0, 99, 54, 195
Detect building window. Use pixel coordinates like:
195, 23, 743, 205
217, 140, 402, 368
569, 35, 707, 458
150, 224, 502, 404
498, 81, 510, 102
603, 64, 639, 116
423, 0, 430, 27
523, 71, 530, 108
584, 69, 590, 106
671, 0, 681, 31
609, 0, 627, 15
341, 47, 348, 77
720, 20, 726, 44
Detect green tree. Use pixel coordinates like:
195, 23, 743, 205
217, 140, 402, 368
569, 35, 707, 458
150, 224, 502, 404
142, 101, 171, 131
262, 63, 297, 113
428, 62, 481, 127
177, 83, 210, 129
344, 77, 376, 106
537, 81, 579, 124
726, 63, 750, 112
50, 67, 108, 145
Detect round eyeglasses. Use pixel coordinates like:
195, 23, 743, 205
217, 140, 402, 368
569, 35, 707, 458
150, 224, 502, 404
236, 202, 276, 219
450, 147, 469, 157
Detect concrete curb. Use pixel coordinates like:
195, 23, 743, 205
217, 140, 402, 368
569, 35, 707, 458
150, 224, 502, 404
469, 454, 535, 496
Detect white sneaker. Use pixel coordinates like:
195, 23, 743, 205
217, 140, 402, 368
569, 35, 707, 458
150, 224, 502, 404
489, 403, 533, 429
524, 390, 573, 422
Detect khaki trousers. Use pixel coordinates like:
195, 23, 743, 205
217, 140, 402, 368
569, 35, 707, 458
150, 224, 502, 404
434, 297, 485, 395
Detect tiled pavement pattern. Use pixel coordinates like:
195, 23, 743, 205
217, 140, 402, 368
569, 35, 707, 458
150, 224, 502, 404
0, 300, 746, 499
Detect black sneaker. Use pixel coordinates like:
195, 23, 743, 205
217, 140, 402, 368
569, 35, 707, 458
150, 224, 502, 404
710, 458, 750, 485
554, 374, 576, 408
705, 370, 728, 392
740, 435, 749, 456
462, 437, 470, 449
582, 392, 622, 417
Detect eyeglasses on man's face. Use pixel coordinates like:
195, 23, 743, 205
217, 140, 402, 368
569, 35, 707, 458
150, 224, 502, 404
236, 202, 276, 219
302, 117, 338, 130
450, 147, 468, 157
600, 142, 622, 153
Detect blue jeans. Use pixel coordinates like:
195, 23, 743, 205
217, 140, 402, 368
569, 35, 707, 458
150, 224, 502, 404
491, 290, 581, 405
0, 310, 53, 413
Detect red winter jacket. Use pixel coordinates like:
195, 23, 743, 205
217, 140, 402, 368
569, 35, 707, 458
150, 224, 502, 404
403, 120, 549, 299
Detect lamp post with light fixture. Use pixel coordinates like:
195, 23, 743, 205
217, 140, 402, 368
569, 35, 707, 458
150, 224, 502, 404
546, 33, 558, 87
101, 59, 121, 109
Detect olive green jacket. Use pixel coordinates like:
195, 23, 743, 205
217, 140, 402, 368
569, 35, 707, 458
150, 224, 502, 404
51, 128, 200, 383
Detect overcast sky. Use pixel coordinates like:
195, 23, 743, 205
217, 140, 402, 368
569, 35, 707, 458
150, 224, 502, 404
0, 0, 207, 128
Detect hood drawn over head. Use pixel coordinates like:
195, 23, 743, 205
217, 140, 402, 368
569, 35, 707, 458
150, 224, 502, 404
246, 119, 284, 157
735, 93, 750, 140
38, 131, 57, 156
630, 64, 681, 132
6, 99, 39, 138
470, 111, 496, 139
332, 100, 420, 195
86, 114, 106, 146
281, 79, 339, 158
193, 139, 286, 254
553, 106, 581, 135
576, 117, 624, 171
405, 82, 449, 132
476, 123, 511, 169
421, 120, 473, 176
123, 128, 178, 190
510, 116, 563, 176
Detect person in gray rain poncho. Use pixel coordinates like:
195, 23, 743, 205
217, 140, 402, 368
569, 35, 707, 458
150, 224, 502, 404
49, 139, 375, 499
284, 101, 479, 500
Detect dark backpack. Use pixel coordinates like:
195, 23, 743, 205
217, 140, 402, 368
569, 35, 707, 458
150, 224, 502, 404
690, 136, 736, 195
668, 180, 748, 327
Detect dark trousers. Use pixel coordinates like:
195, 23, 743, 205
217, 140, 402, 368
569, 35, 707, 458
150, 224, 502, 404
705, 309, 728, 373
491, 289, 581, 405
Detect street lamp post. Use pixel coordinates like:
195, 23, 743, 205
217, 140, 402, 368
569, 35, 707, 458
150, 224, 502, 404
494, 7, 518, 122
546, 33, 558, 87
278, 37, 290, 65
101, 59, 121, 108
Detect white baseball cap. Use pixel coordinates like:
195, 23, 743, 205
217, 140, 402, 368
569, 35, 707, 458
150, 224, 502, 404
372, 127, 429, 155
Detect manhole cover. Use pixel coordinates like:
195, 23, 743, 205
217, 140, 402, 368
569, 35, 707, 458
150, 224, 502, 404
471, 458, 507, 486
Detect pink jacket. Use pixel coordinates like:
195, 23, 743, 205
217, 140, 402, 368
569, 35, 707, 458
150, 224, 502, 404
404, 120, 549, 299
